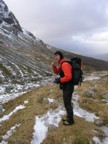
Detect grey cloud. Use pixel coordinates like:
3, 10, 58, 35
5, 0, 108, 36
4, 0, 108, 55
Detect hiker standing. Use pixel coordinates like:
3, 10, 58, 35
51, 51, 74, 126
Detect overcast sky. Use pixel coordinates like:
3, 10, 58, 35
4, 0, 108, 56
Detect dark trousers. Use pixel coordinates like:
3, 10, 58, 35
62, 83, 74, 122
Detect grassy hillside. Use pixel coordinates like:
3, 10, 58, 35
0, 71, 108, 144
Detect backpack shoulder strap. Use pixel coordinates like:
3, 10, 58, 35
61, 60, 71, 66
61, 60, 72, 70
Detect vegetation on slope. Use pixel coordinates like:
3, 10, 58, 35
1, 72, 108, 143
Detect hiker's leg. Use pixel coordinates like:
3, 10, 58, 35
63, 85, 74, 123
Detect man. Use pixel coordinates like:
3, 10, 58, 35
51, 51, 74, 126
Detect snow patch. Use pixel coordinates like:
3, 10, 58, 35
47, 98, 55, 103
2, 124, 20, 140
84, 76, 101, 81
31, 106, 65, 144
24, 100, 29, 104
0, 105, 25, 123
73, 93, 99, 122
0, 91, 27, 104
44, 98, 55, 104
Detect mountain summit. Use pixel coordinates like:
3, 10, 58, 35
0, 0, 22, 35
0, 0, 50, 49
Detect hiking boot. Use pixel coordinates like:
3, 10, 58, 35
63, 120, 74, 126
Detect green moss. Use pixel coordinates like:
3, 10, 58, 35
0, 63, 11, 76
25, 66, 32, 73
74, 136, 90, 144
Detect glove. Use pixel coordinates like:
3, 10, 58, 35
54, 77, 60, 84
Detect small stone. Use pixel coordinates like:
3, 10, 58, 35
103, 93, 108, 100
91, 88, 97, 92
94, 119, 104, 127
84, 90, 94, 97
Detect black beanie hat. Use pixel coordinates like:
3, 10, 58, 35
54, 51, 64, 60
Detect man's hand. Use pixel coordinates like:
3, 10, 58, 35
54, 77, 60, 84
51, 62, 56, 66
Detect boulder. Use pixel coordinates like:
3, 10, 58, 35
94, 119, 104, 127
102, 93, 108, 100
91, 87, 97, 92
84, 90, 94, 97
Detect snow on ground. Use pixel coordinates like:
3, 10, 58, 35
93, 136, 108, 144
31, 106, 65, 144
73, 93, 99, 122
0, 105, 25, 123
0, 78, 52, 104
0, 100, 28, 143
0, 74, 108, 143
0, 124, 21, 144
31, 74, 108, 144
31, 92, 100, 144
43, 98, 55, 104
2, 124, 21, 140
47, 98, 55, 103
93, 127, 108, 144
0, 74, 101, 104
0, 87, 5, 94
24, 100, 29, 104
0, 91, 27, 104
84, 75, 101, 81
0, 100, 28, 123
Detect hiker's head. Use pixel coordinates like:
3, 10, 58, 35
54, 51, 64, 62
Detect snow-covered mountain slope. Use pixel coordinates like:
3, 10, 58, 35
0, 0, 53, 50
0, 42, 53, 102
0, 0, 35, 46
0, 0, 54, 99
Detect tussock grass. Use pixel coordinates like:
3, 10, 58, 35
77, 74, 108, 126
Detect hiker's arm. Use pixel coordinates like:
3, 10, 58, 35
52, 62, 60, 75
60, 63, 72, 83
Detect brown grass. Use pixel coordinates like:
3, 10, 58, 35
78, 74, 108, 126
0, 77, 106, 143
0, 84, 59, 143
43, 116, 101, 144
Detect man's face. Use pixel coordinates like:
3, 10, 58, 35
55, 54, 60, 62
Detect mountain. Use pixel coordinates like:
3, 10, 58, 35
0, 0, 42, 48
0, 0, 54, 82
91, 53, 108, 62
59, 49, 108, 71
0, 0, 55, 98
